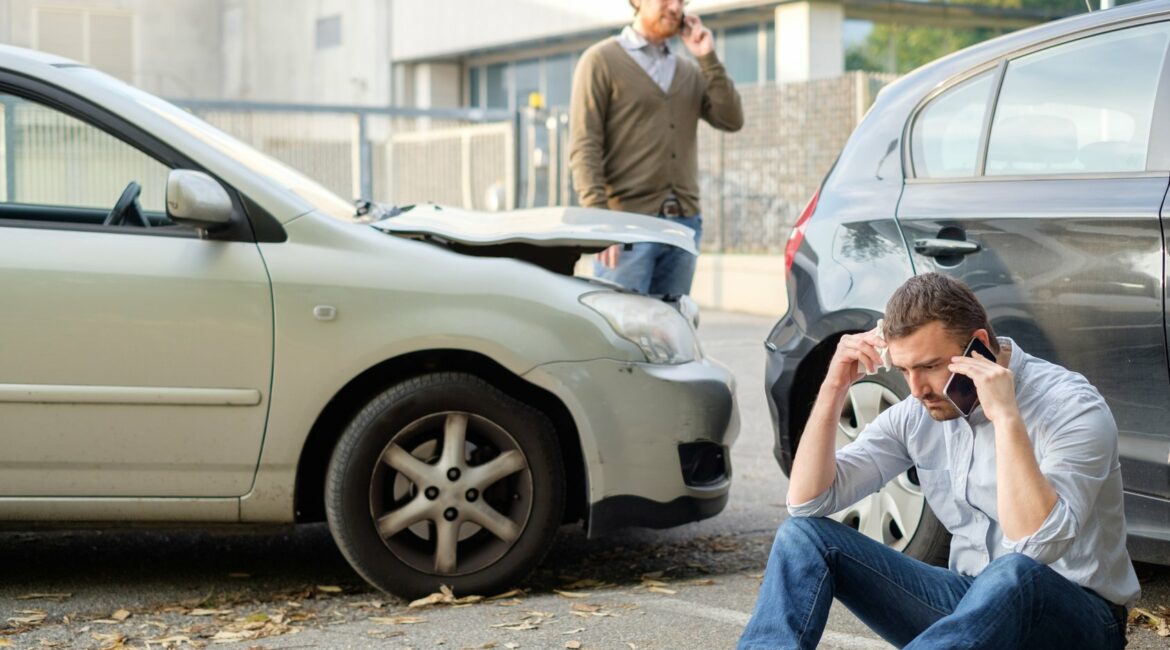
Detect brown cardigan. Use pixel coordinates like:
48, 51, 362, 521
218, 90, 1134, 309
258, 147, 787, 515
568, 37, 743, 217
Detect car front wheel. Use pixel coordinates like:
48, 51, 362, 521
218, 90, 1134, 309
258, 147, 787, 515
325, 372, 565, 598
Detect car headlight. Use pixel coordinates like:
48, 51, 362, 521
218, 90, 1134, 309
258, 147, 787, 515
580, 291, 701, 364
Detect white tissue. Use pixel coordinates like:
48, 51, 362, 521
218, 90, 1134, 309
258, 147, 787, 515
865, 318, 893, 375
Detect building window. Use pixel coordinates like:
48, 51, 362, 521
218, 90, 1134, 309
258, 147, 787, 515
486, 63, 508, 109
545, 54, 573, 108
469, 53, 581, 111
34, 8, 134, 82
468, 67, 481, 108
514, 58, 541, 110
315, 15, 342, 50
724, 24, 760, 85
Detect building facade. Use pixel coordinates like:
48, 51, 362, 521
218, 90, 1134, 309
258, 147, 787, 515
0, 0, 1076, 106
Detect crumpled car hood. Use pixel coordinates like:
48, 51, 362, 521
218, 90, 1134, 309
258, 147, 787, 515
371, 204, 697, 254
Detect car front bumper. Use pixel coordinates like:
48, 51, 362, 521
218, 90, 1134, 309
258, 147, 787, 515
524, 357, 739, 537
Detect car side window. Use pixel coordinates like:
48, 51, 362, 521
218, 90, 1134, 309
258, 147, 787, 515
0, 91, 172, 225
987, 22, 1170, 176
910, 71, 994, 179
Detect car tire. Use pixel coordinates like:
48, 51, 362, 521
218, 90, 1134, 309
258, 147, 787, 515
829, 372, 951, 567
325, 372, 565, 598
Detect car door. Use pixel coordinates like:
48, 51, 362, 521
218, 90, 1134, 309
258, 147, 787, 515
896, 21, 1170, 502
0, 87, 272, 498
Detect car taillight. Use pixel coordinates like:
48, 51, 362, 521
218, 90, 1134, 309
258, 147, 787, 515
784, 189, 820, 276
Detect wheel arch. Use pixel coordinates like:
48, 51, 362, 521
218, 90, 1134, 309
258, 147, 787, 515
293, 349, 586, 526
783, 309, 906, 474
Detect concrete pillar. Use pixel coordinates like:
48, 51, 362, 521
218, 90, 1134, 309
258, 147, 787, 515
411, 62, 461, 109
775, 1, 844, 83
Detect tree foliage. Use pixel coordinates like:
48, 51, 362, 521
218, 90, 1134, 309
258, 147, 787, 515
845, 0, 1101, 73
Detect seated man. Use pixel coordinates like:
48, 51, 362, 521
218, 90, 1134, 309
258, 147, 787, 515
739, 273, 1138, 649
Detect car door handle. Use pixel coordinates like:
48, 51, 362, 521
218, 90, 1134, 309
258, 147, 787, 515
913, 238, 981, 257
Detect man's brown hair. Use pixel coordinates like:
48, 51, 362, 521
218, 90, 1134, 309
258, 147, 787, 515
883, 273, 999, 353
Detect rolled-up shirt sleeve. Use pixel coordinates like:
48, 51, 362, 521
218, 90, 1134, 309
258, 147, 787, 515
1001, 391, 1118, 564
788, 403, 915, 518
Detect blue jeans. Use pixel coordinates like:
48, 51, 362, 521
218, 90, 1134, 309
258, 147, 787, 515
593, 215, 702, 295
738, 517, 1126, 650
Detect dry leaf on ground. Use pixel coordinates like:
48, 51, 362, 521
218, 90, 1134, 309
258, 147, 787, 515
188, 608, 233, 616
8, 610, 47, 625
487, 589, 525, 600
369, 616, 426, 625
111, 609, 131, 622
1129, 607, 1170, 637
15, 593, 71, 602
143, 635, 191, 648
90, 632, 126, 649
554, 590, 592, 599
315, 585, 343, 593
565, 641, 582, 649
408, 584, 484, 609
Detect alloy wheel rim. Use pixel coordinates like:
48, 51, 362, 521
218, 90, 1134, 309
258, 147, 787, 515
369, 411, 533, 576
829, 380, 925, 552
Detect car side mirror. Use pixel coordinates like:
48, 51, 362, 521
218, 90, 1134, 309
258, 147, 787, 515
166, 170, 233, 231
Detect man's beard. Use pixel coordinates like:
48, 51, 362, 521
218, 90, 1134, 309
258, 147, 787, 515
642, 14, 681, 41
920, 393, 962, 421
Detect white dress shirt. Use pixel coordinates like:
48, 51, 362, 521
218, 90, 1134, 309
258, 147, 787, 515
790, 338, 1141, 607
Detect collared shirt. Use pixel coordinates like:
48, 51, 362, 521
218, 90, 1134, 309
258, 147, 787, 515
789, 338, 1141, 607
618, 24, 676, 93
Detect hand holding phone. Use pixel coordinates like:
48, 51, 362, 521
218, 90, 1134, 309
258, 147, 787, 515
944, 337, 997, 416
679, 14, 713, 57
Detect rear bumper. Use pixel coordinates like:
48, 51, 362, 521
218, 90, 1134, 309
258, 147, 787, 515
764, 314, 816, 477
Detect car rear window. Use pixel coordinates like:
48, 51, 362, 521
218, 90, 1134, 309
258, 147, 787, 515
910, 71, 995, 179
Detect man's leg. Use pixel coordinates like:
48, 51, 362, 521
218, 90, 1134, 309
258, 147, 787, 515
739, 517, 971, 650
905, 553, 1127, 650
593, 243, 656, 293
647, 215, 702, 296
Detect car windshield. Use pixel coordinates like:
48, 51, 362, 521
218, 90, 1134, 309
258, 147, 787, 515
61, 66, 356, 221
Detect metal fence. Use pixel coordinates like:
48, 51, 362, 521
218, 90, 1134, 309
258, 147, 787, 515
1, 74, 895, 253
529, 72, 896, 253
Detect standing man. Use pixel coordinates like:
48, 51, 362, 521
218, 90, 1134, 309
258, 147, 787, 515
569, 0, 743, 296
739, 273, 1138, 649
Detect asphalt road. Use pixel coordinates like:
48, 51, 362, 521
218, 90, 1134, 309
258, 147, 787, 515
1, 311, 1167, 649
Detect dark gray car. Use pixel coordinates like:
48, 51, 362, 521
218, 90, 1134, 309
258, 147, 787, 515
766, 0, 1170, 566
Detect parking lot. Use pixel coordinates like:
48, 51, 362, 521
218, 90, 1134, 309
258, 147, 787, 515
1, 311, 1167, 649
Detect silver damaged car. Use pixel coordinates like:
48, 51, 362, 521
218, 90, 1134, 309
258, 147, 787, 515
0, 45, 739, 597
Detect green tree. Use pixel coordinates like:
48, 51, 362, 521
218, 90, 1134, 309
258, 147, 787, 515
845, 0, 1092, 74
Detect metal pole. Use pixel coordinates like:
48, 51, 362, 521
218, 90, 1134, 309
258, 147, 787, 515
3, 97, 16, 202
359, 112, 373, 201
1100, 0, 1114, 8
546, 113, 558, 206
512, 109, 522, 209
717, 131, 726, 253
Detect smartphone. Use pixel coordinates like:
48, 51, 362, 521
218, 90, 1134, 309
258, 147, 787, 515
943, 337, 996, 417
679, 13, 689, 35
